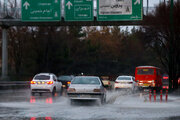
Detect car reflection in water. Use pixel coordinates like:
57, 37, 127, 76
30, 95, 56, 104
30, 117, 53, 120
29, 96, 54, 120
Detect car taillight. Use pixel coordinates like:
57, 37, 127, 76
67, 81, 71, 85
31, 81, 36, 84
68, 88, 76, 92
94, 89, 101, 92
163, 86, 169, 89
47, 81, 53, 85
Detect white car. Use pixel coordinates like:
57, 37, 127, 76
114, 76, 136, 91
67, 76, 106, 104
31, 73, 62, 96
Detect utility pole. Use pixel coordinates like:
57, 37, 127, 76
3, 0, 8, 16
169, 0, 174, 90
0, 0, 1, 9
146, 0, 149, 15
15, 0, 17, 7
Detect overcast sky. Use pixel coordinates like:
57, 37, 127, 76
143, 0, 160, 7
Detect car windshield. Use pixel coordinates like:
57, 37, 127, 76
117, 77, 131, 80
71, 77, 100, 85
58, 76, 72, 81
137, 68, 154, 75
34, 75, 50, 80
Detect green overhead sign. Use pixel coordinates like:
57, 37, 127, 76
65, 0, 93, 21
97, 0, 143, 21
21, 0, 61, 22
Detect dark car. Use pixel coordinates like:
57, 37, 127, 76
58, 75, 74, 89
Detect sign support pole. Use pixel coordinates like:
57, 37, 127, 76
147, 0, 149, 15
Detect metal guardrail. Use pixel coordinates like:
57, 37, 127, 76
0, 81, 30, 86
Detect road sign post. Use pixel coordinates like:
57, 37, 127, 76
21, 0, 61, 22
65, 0, 93, 21
97, 0, 143, 21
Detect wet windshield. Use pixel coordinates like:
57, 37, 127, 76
117, 77, 131, 80
58, 76, 73, 81
137, 69, 154, 75
34, 75, 50, 80
71, 77, 100, 85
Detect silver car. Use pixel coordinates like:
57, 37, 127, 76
67, 76, 106, 104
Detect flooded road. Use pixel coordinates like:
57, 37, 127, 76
0, 89, 180, 120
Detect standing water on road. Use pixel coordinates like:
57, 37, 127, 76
0, 89, 180, 120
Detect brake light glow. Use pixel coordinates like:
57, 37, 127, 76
67, 81, 71, 84
31, 81, 36, 84
46, 98, 53, 104
163, 86, 169, 89
45, 117, 53, 120
163, 77, 169, 79
30, 96, 36, 103
30, 117, 36, 120
47, 81, 53, 85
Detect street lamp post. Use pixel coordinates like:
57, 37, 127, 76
169, 0, 174, 90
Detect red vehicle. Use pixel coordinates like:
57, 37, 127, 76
135, 66, 162, 89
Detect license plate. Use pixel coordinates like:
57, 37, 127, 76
80, 95, 90, 98
143, 84, 149, 87
121, 85, 124, 87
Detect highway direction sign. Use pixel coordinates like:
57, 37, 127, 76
97, 0, 143, 21
65, 0, 93, 21
21, 0, 61, 22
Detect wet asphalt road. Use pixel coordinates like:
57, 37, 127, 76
0, 88, 180, 120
